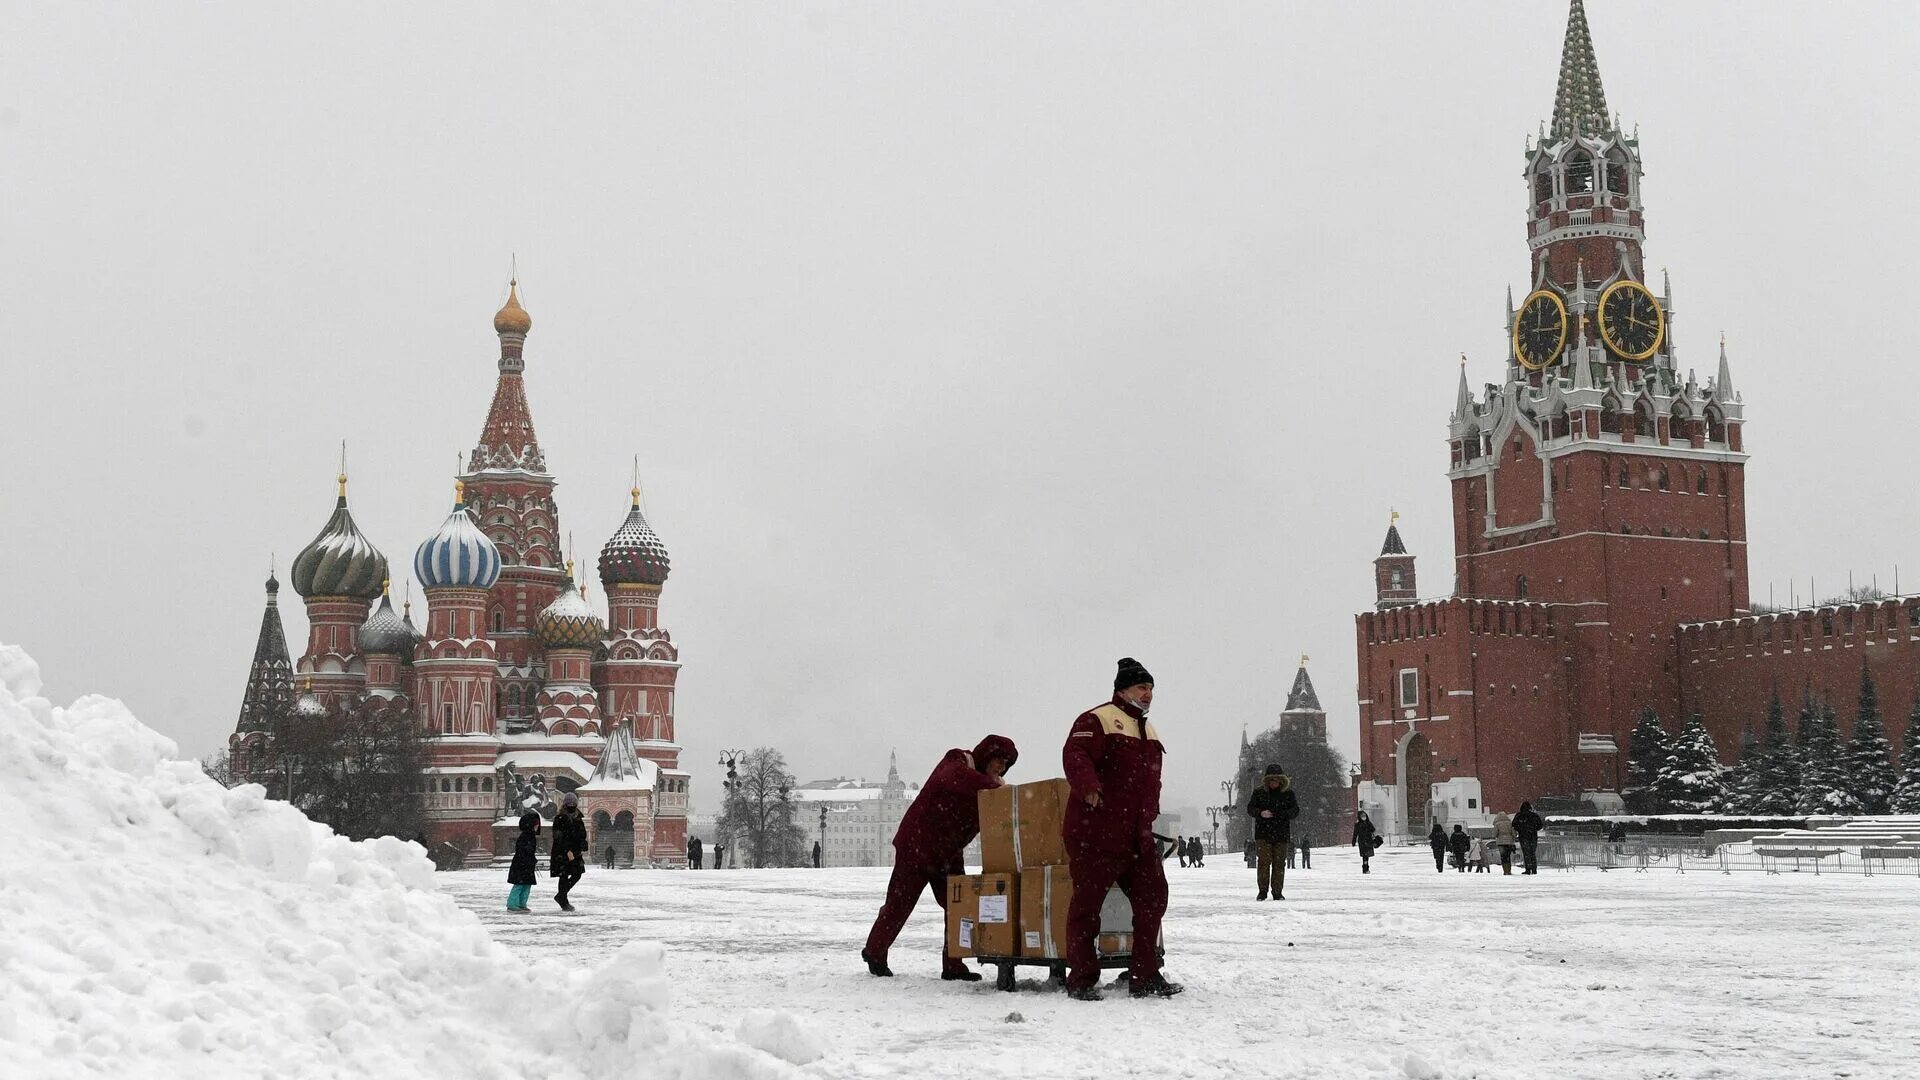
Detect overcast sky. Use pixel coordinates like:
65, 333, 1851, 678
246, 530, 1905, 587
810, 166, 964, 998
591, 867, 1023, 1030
5, 3, 1918, 822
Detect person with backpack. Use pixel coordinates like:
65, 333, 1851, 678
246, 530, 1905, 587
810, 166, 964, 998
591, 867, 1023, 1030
1513, 801, 1546, 874
1351, 811, 1379, 874
1427, 821, 1448, 873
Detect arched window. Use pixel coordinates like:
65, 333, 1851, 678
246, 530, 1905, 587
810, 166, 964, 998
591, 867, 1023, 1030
1618, 462, 1630, 487
1696, 471, 1709, 494
490, 609, 504, 633
1704, 408, 1727, 445
1534, 170, 1553, 205
1634, 402, 1655, 439
441, 704, 454, 735
508, 686, 522, 708
1566, 152, 1594, 196
1656, 467, 1669, 492
1516, 575, 1529, 599
1605, 150, 1631, 195
1390, 568, 1404, 589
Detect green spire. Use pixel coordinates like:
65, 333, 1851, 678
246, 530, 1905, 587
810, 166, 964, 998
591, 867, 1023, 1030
1550, 0, 1611, 139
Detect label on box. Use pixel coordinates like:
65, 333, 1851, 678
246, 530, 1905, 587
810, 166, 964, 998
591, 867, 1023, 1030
979, 895, 1009, 924
1025, 931, 1041, 950
958, 919, 973, 950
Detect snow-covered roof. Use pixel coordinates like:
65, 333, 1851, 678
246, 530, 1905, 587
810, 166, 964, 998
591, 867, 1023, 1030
579, 723, 659, 792
497, 750, 594, 777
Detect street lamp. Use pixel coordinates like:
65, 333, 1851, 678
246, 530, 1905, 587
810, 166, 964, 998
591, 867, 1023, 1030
817, 805, 828, 868
717, 750, 743, 868
1205, 805, 1222, 853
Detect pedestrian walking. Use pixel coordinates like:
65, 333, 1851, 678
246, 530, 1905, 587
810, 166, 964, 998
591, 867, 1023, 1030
862, 735, 1018, 981
1492, 812, 1516, 875
1513, 801, 1546, 874
1177, 836, 1189, 868
1062, 658, 1181, 1000
1351, 811, 1379, 874
1287, 838, 1297, 869
551, 794, 588, 910
1298, 833, 1313, 869
1448, 824, 1471, 872
603, 845, 615, 870
1246, 763, 1300, 901
687, 835, 703, 869
1470, 835, 1489, 873
1243, 841, 1256, 869
1427, 821, 1447, 873
1188, 837, 1204, 867
506, 812, 539, 912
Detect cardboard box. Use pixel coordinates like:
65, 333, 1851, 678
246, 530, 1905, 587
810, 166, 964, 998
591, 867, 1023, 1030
945, 873, 1018, 959
979, 778, 1072, 873
1016, 864, 1136, 959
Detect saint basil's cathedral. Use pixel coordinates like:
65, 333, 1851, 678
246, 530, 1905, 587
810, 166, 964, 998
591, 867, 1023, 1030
228, 283, 690, 866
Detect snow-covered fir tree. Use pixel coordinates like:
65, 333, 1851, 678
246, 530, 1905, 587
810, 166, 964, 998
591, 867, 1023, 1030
1845, 664, 1897, 814
1890, 698, 1920, 814
1795, 696, 1856, 815
1658, 711, 1727, 813
1750, 688, 1800, 815
1624, 707, 1670, 813
1719, 724, 1762, 814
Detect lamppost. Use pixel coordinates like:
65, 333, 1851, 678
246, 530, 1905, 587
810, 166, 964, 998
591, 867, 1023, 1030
718, 749, 743, 868
1205, 805, 1222, 853
817, 805, 828, 868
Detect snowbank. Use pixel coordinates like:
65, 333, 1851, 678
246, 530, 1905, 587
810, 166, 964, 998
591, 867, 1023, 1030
0, 642, 813, 1079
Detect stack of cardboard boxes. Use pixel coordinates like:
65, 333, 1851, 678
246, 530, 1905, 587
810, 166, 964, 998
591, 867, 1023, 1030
945, 779, 1140, 963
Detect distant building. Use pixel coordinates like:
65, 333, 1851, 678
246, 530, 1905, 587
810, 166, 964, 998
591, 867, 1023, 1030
793, 752, 986, 868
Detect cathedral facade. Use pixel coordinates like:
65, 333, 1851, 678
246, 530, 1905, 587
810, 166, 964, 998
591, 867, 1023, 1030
1354, 2, 1916, 838
229, 284, 690, 866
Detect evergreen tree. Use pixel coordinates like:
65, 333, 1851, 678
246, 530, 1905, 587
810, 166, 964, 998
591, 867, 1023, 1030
1718, 724, 1761, 814
1845, 663, 1897, 814
1623, 707, 1670, 813
1750, 688, 1799, 814
1890, 697, 1920, 814
1796, 696, 1856, 815
1658, 711, 1727, 813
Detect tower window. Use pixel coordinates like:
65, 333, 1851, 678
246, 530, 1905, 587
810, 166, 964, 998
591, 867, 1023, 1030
1606, 155, 1631, 195
1657, 468, 1670, 492
1390, 568, 1404, 589
1566, 154, 1594, 195
491, 609, 504, 633
441, 704, 453, 734
1516, 575, 1529, 599
1618, 464, 1630, 487
1397, 669, 1420, 709
1696, 472, 1709, 494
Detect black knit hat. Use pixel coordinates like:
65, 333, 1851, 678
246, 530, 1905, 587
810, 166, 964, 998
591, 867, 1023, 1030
1113, 657, 1154, 692
1263, 763, 1284, 779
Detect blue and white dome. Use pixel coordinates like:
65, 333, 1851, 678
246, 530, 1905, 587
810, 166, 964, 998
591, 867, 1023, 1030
414, 492, 502, 591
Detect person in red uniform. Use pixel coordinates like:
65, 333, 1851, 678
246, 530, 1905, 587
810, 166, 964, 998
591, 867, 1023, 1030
1061, 657, 1182, 1000
861, 735, 1019, 980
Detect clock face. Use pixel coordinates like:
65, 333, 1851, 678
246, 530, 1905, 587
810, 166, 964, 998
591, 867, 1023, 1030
1597, 280, 1664, 362
1512, 289, 1568, 371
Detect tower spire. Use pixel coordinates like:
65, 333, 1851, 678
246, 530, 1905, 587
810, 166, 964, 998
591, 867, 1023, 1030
1550, 1, 1611, 139
1715, 333, 1736, 401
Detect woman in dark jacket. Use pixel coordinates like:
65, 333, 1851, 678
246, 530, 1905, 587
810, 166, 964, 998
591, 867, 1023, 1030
1350, 811, 1379, 874
1447, 824, 1472, 871
551, 793, 589, 910
1427, 821, 1448, 873
506, 812, 539, 911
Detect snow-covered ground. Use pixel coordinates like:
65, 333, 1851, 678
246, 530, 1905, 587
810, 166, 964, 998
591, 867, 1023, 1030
444, 853, 1920, 1079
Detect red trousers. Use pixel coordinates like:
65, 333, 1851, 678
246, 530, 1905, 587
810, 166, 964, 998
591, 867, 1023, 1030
864, 855, 966, 974
1065, 847, 1167, 989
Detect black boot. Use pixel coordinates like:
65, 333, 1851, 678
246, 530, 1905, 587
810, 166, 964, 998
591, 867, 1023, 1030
861, 949, 894, 977
941, 968, 983, 982
1129, 975, 1185, 999
1066, 984, 1104, 1002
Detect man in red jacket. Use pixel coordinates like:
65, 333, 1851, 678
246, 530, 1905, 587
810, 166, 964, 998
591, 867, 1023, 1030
1061, 657, 1181, 1000
862, 735, 1019, 980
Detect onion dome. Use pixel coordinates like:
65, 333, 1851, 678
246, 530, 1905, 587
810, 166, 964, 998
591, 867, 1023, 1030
598, 488, 671, 588
358, 582, 419, 658
291, 474, 388, 600
414, 483, 502, 590
293, 679, 327, 720
493, 279, 532, 335
535, 568, 605, 650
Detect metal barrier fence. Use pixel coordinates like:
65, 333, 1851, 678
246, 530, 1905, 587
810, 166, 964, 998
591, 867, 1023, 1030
1533, 836, 1920, 876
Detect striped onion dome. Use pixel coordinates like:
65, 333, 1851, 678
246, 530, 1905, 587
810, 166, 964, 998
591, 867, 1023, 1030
535, 577, 604, 650
598, 492, 671, 588
413, 490, 502, 591
358, 588, 419, 658
291, 478, 388, 600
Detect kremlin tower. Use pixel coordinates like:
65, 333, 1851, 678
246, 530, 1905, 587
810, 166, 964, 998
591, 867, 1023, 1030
229, 280, 691, 865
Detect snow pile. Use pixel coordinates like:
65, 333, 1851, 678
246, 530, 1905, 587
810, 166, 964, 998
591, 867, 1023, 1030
0, 642, 814, 1079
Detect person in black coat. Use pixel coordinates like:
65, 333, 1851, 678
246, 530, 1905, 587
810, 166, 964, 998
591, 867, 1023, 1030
1513, 801, 1546, 874
1427, 822, 1447, 873
1189, 837, 1204, 867
1350, 813, 1378, 874
687, 836, 704, 869
551, 793, 589, 910
1297, 833, 1313, 869
1447, 824, 1471, 871
506, 812, 539, 912
1246, 764, 1300, 900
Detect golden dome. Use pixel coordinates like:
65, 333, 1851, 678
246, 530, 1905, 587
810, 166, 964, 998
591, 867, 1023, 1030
493, 280, 532, 335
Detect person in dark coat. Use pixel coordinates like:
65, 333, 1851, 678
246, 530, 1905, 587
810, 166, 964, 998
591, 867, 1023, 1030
1246, 764, 1299, 900
506, 812, 539, 911
1427, 821, 1448, 873
1513, 801, 1546, 874
862, 734, 1018, 981
713, 842, 725, 869
1177, 836, 1189, 867
1298, 833, 1313, 869
1189, 837, 1203, 867
1350, 812, 1378, 873
550, 793, 588, 910
687, 835, 703, 869
1062, 658, 1180, 1001
812, 840, 822, 868
1447, 824, 1471, 871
